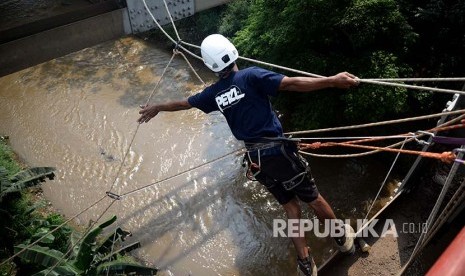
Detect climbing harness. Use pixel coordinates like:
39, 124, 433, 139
243, 140, 284, 181
243, 138, 310, 190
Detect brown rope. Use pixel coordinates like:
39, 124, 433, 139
300, 142, 456, 163
300, 120, 465, 151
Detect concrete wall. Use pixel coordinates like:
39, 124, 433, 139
0, 0, 232, 77
0, 9, 128, 77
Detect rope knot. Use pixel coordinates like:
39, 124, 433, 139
173, 40, 183, 52
440, 151, 456, 164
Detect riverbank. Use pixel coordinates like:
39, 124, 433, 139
0, 137, 68, 275
0, 136, 159, 275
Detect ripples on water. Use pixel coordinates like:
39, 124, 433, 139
0, 36, 398, 275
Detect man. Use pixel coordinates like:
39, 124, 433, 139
138, 34, 359, 276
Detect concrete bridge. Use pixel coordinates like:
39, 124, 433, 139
0, 0, 230, 77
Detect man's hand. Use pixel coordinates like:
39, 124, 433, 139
330, 72, 359, 89
138, 104, 159, 124
137, 100, 192, 124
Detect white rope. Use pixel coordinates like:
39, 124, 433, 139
161, 0, 181, 42
365, 77, 465, 82
107, 52, 177, 192
174, 49, 206, 86
297, 135, 411, 141
179, 42, 465, 95
142, 0, 176, 44
359, 78, 465, 95
286, 109, 465, 135
142, 0, 203, 64
298, 112, 465, 159
119, 148, 245, 198
183, 40, 325, 78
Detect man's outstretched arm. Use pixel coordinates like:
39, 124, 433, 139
279, 72, 359, 92
137, 99, 192, 123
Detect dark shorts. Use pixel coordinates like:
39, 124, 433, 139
246, 143, 319, 205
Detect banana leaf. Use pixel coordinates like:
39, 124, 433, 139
1, 167, 56, 202
14, 244, 64, 267
97, 242, 141, 264
96, 260, 158, 275
32, 227, 55, 245
70, 230, 82, 258
33, 265, 81, 276
73, 215, 117, 271
9, 167, 56, 183
97, 227, 132, 255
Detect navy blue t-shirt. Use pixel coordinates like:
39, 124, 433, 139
188, 66, 285, 142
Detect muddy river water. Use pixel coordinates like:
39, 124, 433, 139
0, 36, 398, 275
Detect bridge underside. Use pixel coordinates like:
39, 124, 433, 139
0, 0, 230, 77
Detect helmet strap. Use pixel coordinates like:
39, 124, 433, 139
216, 63, 236, 78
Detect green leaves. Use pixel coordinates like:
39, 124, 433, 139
96, 260, 157, 275
339, 0, 416, 52
223, 0, 431, 130
31, 228, 56, 245
342, 51, 409, 123
0, 167, 56, 203
73, 215, 117, 271
14, 244, 65, 268
14, 215, 157, 275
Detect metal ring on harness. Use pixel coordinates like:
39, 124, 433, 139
246, 149, 261, 181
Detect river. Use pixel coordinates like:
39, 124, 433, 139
0, 36, 398, 275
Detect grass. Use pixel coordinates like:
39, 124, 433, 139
0, 139, 21, 176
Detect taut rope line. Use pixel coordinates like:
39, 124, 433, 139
299, 113, 465, 158
365, 77, 465, 82
107, 52, 177, 193
161, 0, 181, 42
286, 109, 465, 135
0, 195, 108, 266
179, 41, 465, 95
118, 148, 245, 198
301, 120, 465, 149
302, 142, 456, 163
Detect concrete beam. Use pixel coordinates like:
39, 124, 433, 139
0, 9, 127, 77
0, 0, 232, 77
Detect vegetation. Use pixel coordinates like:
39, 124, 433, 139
14, 215, 157, 275
155, 0, 465, 131
0, 139, 157, 275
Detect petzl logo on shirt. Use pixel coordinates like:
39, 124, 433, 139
215, 85, 245, 112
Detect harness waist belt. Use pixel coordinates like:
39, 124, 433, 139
245, 141, 283, 151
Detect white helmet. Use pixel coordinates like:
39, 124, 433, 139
201, 34, 239, 72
